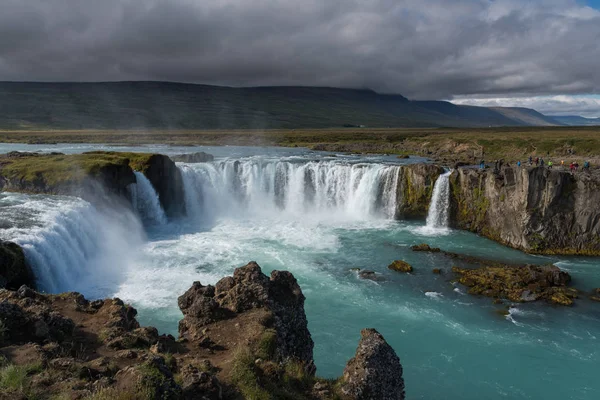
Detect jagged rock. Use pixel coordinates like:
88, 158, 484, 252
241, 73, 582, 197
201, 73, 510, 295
171, 152, 215, 163
341, 329, 404, 400
388, 261, 413, 273
0, 294, 75, 344
411, 243, 441, 252
181, 364, 222, 400
452, 264, 576, 305
0, 241, 35, 290
397, 164, 445, 218
179, 262, 314, 367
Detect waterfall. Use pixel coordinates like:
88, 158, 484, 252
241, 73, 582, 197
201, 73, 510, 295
426, 170, 452, 228
179, 159, 402, 220
131, 171, 167, 226
0, 194, 145, 297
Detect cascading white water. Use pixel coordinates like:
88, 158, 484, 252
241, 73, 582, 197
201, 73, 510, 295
131, 171, 167, 226
0, 193, 145, 297
426, 170, 452, 228
179, 159, 402, 221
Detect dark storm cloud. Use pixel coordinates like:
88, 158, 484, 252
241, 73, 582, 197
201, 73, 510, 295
0, 0, 599, 101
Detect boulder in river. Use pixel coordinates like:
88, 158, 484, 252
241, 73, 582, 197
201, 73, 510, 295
388, 260, 413, 273
411, 243, 441, 252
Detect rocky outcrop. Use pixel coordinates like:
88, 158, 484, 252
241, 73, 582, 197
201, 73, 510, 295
449, 165, 600, 255
341, 329, 405, 400
396, 164, 445, 219
171, 152, 214, 163
0, 240, 34, 290
0, 264, 405, 399
0, 151, 186, 218
0, 151, 136, 203
452, 264, 576, 306
388, 260, 413, 273
178, 261, 314, 366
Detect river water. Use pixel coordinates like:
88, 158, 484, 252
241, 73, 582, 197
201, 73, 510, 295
0, 144, 599, 400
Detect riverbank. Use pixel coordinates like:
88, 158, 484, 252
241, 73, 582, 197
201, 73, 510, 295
2, 126, 600, 165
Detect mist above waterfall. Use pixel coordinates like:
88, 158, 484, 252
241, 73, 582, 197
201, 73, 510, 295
0, 193, 145, 297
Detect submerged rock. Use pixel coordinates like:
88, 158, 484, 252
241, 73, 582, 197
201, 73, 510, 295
411, 243, 441, 252
452, 264, 576, 306
388, 260, 413, 273
358, 270, 385, 281
341, 328, 405, 400
171, 152, 215, 163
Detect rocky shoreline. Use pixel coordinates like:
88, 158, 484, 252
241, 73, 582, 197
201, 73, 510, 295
0, 262, 404, 399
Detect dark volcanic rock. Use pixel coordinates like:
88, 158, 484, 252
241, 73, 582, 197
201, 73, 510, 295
178, 262, 314, 366
397, 164, 445, 219
0, 240, 35, 290
142, 154, 186, 218
341, 328, 405, 400
171, 152, 215, 163
181, 364, 222, 400
449, 165, 600, 255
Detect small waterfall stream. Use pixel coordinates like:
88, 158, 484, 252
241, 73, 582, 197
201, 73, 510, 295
426, 170, 452, 228
131, 171, 167, 226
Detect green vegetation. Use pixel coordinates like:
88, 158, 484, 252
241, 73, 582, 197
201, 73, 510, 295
0, 151, 156, 190
83, 387, 144, 400
0, 359, 44, 398
231, 347, 271, 400
2, 126, 600, 164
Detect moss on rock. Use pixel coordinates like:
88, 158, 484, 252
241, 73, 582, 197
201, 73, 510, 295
388, 261, 413, 273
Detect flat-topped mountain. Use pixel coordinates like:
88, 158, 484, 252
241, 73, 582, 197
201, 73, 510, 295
0, 81, 559, 129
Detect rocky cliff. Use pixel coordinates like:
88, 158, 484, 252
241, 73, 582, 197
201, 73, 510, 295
449, 165, 600, 255
0, 151, 185, 218
0, 262, 404, 399
396, 164, 445, 218
0, 240, 34, 290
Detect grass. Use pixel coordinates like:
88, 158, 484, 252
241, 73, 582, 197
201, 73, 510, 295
2, 126, 599, 163
83, 387, 144, 400
0, 151, 156, 189
230, 347, 272, 400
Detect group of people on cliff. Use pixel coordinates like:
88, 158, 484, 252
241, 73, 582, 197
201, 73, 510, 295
479, 157, 592, 174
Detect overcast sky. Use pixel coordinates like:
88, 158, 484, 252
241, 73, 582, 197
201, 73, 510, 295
1, 0, 599, 116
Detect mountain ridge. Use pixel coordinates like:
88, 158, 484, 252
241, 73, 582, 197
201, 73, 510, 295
0, 81, 560, 129
552, 115, 600, 126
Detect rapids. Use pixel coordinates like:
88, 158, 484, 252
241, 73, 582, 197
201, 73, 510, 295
0, 144, 599, 400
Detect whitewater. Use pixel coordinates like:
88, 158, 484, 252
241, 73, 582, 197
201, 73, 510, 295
0, 144, 599, 400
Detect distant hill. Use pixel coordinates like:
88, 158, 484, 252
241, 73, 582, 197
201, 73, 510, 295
0, 82, 561, 129
552, 116, 600, 126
